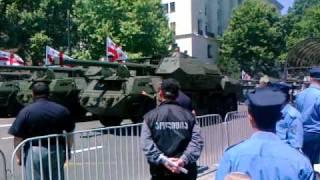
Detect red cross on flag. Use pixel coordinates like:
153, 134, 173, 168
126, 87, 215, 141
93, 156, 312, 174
45, 46, 73, 66
0, 50, 24, 66
241, 70, 252, 80
106, 37, 128, 63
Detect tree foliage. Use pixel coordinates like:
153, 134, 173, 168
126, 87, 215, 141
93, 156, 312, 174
219, 0, 285, 77
0, 0, 172, 63
281, 0, 320, 66
288, 6, 320, 48
284, 0, 320, 46
2, 0, 73, 63
73, 0, 172, 60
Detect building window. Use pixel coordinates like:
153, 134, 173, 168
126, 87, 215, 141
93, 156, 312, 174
198, 19, 203, 35
170, 22, 176, 35
170, 2, 175, 13
208, 44, 213, 58
162, 3, 168, 13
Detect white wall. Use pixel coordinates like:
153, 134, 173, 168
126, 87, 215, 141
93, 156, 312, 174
207, 0, 219, 35
176, 37, 193, 57
161, 0, 246, 64
162, 0, 192, 35
192, 36, 218, 63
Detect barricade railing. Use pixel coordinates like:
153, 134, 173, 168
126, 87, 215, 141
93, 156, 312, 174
9, 113, 232, 180
224, 111, 253, 146
10, 123, 149, 180
196, 114, 226, 172
0, 149, 7, 180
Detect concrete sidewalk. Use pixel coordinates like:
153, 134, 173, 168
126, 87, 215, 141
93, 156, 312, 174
198, 171, 215, 180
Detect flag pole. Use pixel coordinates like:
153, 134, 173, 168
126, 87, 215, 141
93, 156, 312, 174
106, 36, 108, 62
45, 46, 48, 66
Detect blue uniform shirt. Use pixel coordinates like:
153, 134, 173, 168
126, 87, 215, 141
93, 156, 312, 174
295, 84, 320, 133
276, 104, 304, 149
216, 132, 314, 180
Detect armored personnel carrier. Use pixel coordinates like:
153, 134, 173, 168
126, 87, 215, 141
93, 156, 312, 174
0, 65, 87, 119
62, 60, 159, 126
155, 56, 241, 116
64, 56, 242, 126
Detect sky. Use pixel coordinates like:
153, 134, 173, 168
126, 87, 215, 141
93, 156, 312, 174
279, 0, 295, 14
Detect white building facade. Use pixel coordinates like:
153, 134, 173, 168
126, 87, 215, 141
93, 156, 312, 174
161, 0, 283, 63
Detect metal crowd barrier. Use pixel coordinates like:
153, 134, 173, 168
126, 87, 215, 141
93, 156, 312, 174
0, 149, 8, 180
10, 123, 149, 180
196, 114, 227, 171
224, 111, 253, 146
8, 113, 250, 180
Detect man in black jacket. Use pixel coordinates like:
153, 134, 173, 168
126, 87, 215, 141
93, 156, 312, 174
141, 78, 203, 180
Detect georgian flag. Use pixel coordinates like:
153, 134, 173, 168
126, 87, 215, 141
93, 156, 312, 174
241, 70, 252, 80
106, 37, 128, 62
0, 50, 24, 66
45, 46, 73, 66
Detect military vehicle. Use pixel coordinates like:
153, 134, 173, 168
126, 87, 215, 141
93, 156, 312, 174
63, 56, 242, 126
0, 65, 88, 119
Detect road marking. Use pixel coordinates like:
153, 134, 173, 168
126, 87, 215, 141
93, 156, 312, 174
0, 124, 12, 128
1, 136, 13, 140
71, 146, 103, 154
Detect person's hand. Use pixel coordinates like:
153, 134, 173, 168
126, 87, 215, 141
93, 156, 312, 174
163, 157, 180, 173
175, 158, 185, 168
16, 157, 21, 166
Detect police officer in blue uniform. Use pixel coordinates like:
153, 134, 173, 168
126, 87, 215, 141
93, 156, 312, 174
272, 82, 303, 149
9, 82, 75, 180
141, 78, 203, 180
296, 67, 320, 165
216, 87, 314, 180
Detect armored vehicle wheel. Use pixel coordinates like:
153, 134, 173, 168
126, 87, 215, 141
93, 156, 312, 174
222, 94, 237, 118
7, 94, 23, 117
131, 116, 143, 124
99, 117, 122, 127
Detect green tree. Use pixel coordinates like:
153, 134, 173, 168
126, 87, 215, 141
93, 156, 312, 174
3, 0, 73, 63
0, 0, 10, 47
283, 0, 320, 48
290, 0, 320, 15
219, 0, 285, 77
286, 6, 320, 66
73, 0, 172, 60
29, 32, 52, 65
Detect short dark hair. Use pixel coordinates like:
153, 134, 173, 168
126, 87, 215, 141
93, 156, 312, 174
32, 82, 50, 97
248, 105, 281, 131
160, 78, 180, 100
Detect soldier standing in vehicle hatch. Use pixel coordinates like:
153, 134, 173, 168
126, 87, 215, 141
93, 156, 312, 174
140, 78, 203, 180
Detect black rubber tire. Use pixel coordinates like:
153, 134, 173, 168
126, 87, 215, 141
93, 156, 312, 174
99, 117, 122, 127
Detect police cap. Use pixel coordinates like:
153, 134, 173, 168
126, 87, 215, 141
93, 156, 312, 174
271, 82, 292, 94
246, 87, 286, 130
310, 67, 320, 79
161, 78, 180, 99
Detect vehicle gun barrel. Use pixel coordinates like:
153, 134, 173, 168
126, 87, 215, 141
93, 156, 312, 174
64, 59, 157, 71
0, 65, 83, 72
